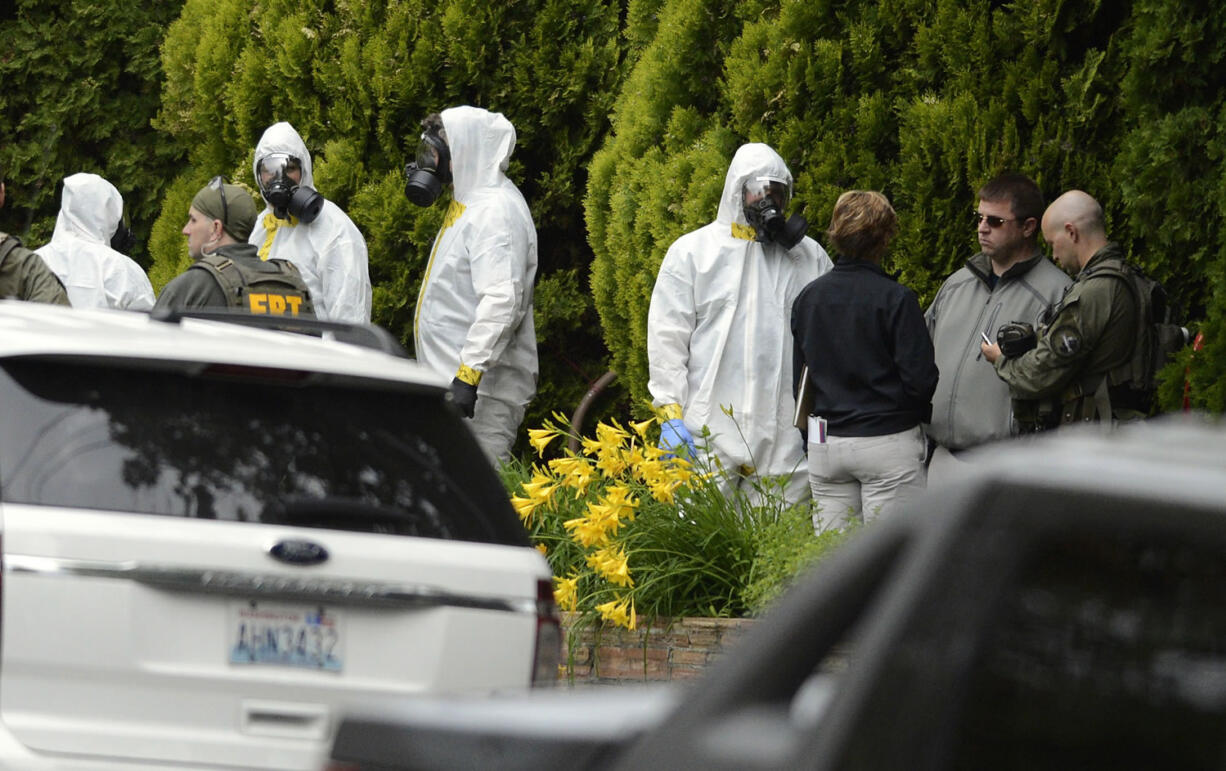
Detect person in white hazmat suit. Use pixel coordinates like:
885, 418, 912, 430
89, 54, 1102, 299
647, 143, 832, 503
35, 172, 154, 310
404, 106, 538, 463
248, 122, 372, 323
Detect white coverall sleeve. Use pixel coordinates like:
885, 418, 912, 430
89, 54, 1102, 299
457, 211, 531, 374
646, 249, 696, 409
318, 221, 372, 324
109, 261, 155, 311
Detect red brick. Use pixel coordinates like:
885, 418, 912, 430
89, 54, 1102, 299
669, 667, 704, 680
670, 649, 708, 667
686, 629, 719, 646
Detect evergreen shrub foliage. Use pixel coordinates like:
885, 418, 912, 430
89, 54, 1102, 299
0, 0, 185, 264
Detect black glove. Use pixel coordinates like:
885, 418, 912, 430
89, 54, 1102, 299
449, 378, 478, 418
997, 321, 1037, 359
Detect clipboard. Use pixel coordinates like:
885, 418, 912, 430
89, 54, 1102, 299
793, 364, 815, 429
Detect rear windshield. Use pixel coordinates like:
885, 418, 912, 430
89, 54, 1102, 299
0, 359, 528, 547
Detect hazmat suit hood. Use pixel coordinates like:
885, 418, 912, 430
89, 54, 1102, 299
246, 121, 372, 323
252, 122, 315, 203
715, 143, 794, 230
440, 106, 516, 201
52, 173, 124, 246
36, 173, 154, 310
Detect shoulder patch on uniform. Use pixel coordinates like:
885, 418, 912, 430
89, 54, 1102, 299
1055, 331, 1081, 357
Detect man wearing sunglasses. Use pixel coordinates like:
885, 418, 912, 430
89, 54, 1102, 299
156, 179, 314, 318
924, 173, 1070, 481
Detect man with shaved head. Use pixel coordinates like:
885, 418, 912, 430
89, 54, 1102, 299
981, 190, 1140, 427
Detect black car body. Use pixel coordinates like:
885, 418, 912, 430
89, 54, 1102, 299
331, 417, 1226, 770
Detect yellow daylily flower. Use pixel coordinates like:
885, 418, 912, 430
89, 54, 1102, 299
520, 472, 559, 509
595, 421, 630, 451
630, 417, 656, 439
586, 545, 633, 587
594, 449, 627, 478
648, 478, 679, 504
563, 513, 612, 548
601, 484, 639, 523
528, 427, 560, 457
510, 494, 541, 524
553, 575, 579, 612
584, 501, 624, 537
580, 435, 603, 457
595, 596, 636, 630
548, 456, 596, 497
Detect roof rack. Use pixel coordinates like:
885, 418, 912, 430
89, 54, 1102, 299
148, 308, 409, 359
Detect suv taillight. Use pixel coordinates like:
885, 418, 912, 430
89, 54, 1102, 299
531, 578, 562, 686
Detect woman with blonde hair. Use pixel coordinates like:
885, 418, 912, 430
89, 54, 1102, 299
790, 190, 938, 531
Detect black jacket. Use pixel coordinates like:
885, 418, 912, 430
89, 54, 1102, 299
791, 256, 939, 436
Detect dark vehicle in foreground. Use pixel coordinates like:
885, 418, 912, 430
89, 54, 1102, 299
330, 418, 1226, 770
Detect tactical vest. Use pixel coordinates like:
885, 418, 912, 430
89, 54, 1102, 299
192, 254, 315, 317
1017, 257, 1186, 431
1079, 260, 1188, 414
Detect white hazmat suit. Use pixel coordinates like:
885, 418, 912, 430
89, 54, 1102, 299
248, 122, 372, 323
647, 143, 832, 501
36, 173, 154, 310
414, 106, 538, 462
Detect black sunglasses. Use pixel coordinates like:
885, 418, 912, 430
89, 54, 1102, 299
973, 211, 1023, 228
209, 175, 229, 227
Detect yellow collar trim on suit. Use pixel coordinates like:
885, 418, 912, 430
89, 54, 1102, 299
257, 213, 300, 260
731, 222, 756, 241
413, 200, 468, 337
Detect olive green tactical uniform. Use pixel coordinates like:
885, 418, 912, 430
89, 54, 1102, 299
994, 243, 1137, 426
154, 242, 315, 317
0, 232, 71, 305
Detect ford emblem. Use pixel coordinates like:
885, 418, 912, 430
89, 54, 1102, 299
269, 539, 329, 566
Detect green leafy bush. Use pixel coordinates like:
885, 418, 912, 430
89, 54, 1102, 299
0, 0, 185, 262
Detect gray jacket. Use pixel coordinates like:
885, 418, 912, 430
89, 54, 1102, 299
925, 250, 1071, 450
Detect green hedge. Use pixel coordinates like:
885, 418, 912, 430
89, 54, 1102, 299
0, 0, 185, 264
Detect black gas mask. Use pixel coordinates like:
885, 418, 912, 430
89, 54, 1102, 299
256, 153, 324, 223
403, 130, 452, 207
743, 177, 807, 249
110, 215, 135, 255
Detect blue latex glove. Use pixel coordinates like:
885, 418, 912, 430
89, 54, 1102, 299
658, 418, 698, 458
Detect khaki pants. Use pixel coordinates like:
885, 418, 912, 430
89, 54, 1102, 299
467, 395, 526, 465
807, 424, 927, 532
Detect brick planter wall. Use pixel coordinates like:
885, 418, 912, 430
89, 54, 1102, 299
560, 613, 756, 685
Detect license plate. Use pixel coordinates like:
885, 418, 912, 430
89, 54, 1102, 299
229, 602, 344, 671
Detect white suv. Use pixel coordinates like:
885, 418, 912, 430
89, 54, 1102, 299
0, 301, 560, 770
